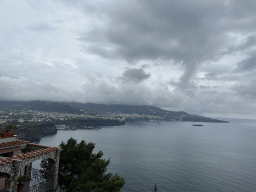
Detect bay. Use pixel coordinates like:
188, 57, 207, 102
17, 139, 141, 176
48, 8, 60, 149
32, 121, 256, 192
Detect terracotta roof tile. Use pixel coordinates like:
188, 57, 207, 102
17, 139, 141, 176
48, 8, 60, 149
0, 139, 29, 149
1, 159, 7, 163
31, 152, 37, 156
23, 154, 30, 158
1, 158, 13, 163
11, 156, 19, 160
0, 140, 58, 165
27, 153, 34, 157
18, 155, 26, 159
9, 141, 15, 145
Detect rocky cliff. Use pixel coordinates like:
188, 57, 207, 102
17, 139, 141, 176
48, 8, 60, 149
15, 129, 41, 142
37, 122, 57, 135
15, 122, 57, 142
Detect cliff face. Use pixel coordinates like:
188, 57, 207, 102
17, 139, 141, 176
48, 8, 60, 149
16, 122, 57, 142
15, 130, 41, 142
37, 122, 57, 135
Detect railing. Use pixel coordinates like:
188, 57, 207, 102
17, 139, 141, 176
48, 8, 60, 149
22, 168, 65, 192
0, 168, 64, 192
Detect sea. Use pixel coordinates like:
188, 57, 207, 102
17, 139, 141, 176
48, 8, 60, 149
32, 120, 256, 192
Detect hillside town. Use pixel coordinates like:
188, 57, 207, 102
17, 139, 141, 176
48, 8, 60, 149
0, 109, 165, 126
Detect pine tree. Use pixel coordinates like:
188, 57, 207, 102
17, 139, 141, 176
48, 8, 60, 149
56, 137, 125, 192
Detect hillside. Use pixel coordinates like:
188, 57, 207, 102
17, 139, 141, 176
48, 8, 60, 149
0, 100, 229, 123
69, 102, 228, 123
0, 100, 82, 114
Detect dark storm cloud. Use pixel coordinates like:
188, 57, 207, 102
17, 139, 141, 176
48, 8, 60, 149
1, 0, 256, 118
78, 0, 256, 89
80, 1, 220, 62
119, 68, 150, 83
226, 0, 256, 20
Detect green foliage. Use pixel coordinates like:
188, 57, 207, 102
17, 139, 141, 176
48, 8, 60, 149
18, 122, 42, 132
58, 137, 125, 192
18, 174, 29, 186
3, 124, 17, 132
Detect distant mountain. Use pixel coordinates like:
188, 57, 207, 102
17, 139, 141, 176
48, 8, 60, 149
69, 102, 228, 123
0, 100, 229, 123
0, 100, 82, 114
69, 102, 187, 115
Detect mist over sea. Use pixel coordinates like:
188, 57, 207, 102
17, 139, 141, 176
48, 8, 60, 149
33, 121, 256, 192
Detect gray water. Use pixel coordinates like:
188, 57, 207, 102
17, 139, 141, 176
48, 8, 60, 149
33, 121, 256, 191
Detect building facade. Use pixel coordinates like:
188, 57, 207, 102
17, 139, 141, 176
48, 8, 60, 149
0, 131, 61, 191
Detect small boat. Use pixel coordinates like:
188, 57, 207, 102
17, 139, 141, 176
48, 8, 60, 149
193, 124, 203, 126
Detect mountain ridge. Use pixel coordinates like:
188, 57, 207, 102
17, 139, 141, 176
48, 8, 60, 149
0, 100, 228, 123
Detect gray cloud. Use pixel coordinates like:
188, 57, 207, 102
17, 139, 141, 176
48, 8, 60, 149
78, 0, 256, 88
0, 0, 256, 118
119, 68, 150, 84
0, 76, 61, 101
231, 73, 256, 100
28, 23, 56, 32
219, 35, 256, 59
235, 53, 256, 72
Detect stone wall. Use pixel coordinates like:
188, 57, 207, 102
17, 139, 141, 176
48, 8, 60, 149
0, 148, 61, 192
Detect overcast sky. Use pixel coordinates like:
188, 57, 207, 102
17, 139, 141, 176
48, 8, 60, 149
1, 0, 256, 119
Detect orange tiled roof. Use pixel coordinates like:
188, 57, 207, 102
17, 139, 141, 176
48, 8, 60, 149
0, 141, 58, 165
0, 131, 15, 138
0, 140, 30, 148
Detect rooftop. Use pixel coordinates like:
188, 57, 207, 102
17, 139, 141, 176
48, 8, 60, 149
0, 132, 58, 166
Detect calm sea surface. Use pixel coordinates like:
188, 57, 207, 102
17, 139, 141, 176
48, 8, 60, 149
33, 121, 256, 192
